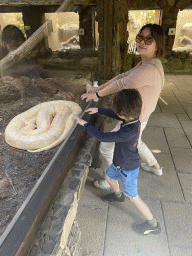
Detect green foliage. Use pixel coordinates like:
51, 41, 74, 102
129, 10, 156, 30
2, 13, 25, 37
145, 10, 156, 24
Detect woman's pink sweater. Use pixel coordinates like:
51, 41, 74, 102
112, 58, 164, 123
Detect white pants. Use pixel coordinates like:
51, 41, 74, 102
99, 121, 157, 171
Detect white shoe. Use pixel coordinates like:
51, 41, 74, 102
141, 163, 163, 176
93, 179, 111, 190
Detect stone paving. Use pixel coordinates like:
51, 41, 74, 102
76, 74, 192, 256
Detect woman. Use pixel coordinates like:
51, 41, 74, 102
0, 25, 75, 98
81, 23, 165, 190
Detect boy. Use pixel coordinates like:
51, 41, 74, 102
73, 89, 161, 235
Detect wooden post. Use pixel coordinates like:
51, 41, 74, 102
103, 0, 113, 80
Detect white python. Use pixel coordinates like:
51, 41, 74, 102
5, 100, 82, 152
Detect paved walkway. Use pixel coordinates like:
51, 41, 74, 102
76, 74, 192, 256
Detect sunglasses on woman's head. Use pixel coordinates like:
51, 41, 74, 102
135, 34, 154, 45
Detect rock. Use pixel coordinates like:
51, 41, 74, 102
161, 58, 168, 64
167, 0, 176, 6
167, 58, 183, 70
172, 51, 178, 57
158, 0, 167, 8
162, 63, 171, 73
184, 59, 192, 72
0, 84, 21, 102
178, 51, 189, 58
167, 36, 175, 46
164, 18, 175, 26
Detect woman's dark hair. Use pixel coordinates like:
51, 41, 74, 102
139, 23, 165, 58
1, 25, 26, 57
113, 89, 142, 120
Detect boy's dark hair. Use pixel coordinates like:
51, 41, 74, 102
139, 23, 165, 58
113, 89, 142, 120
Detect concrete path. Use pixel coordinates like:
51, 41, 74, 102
76, 74, 192, 256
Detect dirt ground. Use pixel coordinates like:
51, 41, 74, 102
0, 71, 89, 237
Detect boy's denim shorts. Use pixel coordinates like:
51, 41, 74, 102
105, 163, 139, 199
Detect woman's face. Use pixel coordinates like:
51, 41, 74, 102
4, 30, 24, 51
136, 27, 157, 59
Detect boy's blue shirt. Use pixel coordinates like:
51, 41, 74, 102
84, 107, 140, 170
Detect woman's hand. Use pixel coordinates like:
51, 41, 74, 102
86, 86, 97, 93
73, 115, 87, 126
85, 107, 98, 114
81, 92, 97, 102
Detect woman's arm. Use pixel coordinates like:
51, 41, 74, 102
81, 81, 119, 102
81, 62, 144, 102
81, 65, 141, 102
87, 74, 122, 94
86, 64, 136, 94
98, 69, 134, 91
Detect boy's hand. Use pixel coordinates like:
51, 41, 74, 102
85, 107, 98, 114
73, 115, 87, 126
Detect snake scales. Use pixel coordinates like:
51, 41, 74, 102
5, 100, 82, 152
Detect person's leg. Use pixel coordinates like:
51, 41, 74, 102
130, 196, 153, 220
93, 141, 115, 189
119, 167, 160, 235
94, 122, 121, 189
100, 141, 115, 170
101, 164, 125, 202
138, 121, 162, 176
130, 196, 161, 235
105, 175, 119, 192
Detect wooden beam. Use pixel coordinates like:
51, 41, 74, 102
0, 0, 96, 6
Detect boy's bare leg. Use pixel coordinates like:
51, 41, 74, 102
105, 176, 154, 221
104, 176, 160, 234
130, 196, 153, 220
104, 176, 119, 193
131, 196, 161, 234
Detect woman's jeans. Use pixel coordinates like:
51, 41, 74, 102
99, 121, 157, 172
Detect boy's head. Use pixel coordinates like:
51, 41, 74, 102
113, 89, 142, 121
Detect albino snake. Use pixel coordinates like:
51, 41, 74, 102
5, 100, 82, 152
